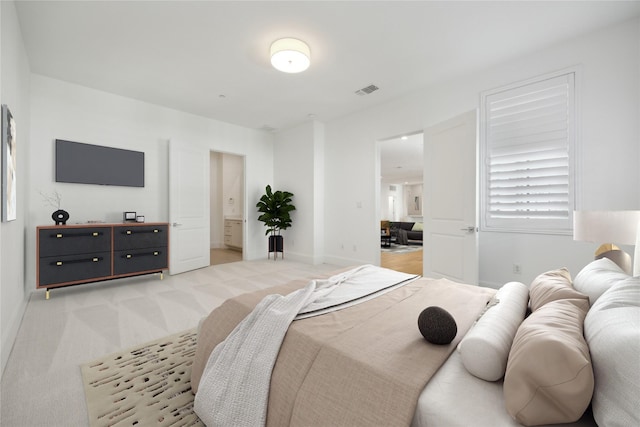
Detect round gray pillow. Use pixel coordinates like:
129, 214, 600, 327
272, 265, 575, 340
418, 306, 457, 345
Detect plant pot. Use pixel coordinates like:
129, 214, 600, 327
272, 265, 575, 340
268, 235, 284, 259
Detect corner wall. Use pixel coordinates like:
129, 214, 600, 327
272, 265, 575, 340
1, 0, 31, 378
273, 120, 325, 264
323, 18, 640, 286
26, 75, 274, 292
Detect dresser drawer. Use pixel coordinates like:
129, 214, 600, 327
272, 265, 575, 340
39, 227, 111, 257
38, 252, 111, 286
113, 225, 168, 250
113, 248, 168, 275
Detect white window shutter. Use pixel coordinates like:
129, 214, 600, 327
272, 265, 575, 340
481, 72, 576, 233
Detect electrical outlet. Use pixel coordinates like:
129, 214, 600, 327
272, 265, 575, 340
513, 264, 522, 274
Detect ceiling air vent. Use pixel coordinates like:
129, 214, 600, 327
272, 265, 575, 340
389, 185, 397, 191
355, 84, 379, 96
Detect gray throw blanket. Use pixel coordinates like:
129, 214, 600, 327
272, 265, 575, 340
396, 228, 409, 244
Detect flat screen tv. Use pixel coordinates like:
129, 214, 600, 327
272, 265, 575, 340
55, 139, 144, 187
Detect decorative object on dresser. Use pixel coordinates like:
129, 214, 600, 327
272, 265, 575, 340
123, 211, 136, 221
38, 189, 69, 225
51, 209, 70, 225
37, 222, 169, 299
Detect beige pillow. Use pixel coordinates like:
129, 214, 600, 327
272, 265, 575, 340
504, 298, 593, 426
528, 268, 587, 311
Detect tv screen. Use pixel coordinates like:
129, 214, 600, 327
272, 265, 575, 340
55, 139, 144, 187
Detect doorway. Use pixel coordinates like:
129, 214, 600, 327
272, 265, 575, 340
378, 132, 424, 276
210, 151, 245, 265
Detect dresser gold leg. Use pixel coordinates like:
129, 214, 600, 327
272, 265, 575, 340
46, 289, 50, 300
160, 272, 164, 280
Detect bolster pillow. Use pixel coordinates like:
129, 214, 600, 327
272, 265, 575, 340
458, 281, 529, 381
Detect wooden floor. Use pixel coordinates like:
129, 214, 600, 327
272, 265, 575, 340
210, 247, 422, 274
210, 248, 243, 265
381, 248, 423, 275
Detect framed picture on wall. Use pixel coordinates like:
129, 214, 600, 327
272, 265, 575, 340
406, 184, 423, 216
2, 104, 17, 222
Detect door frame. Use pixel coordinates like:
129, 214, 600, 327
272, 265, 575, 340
209, 150, 247, 261
375, 131, 424, 268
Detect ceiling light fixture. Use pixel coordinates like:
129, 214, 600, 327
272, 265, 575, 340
270, 38, 310, 73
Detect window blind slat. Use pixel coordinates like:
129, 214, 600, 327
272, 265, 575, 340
481, 71, 575, 233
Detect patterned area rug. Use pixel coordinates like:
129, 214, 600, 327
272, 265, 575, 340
381, 244, 423, 254
81, 329, 203, 427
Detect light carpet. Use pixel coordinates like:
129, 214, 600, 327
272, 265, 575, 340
1, 259, 339, 426
81, 328, 202, 427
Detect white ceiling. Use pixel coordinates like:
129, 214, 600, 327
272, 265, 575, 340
380, 134, 424, 184
14, 1, 640, 133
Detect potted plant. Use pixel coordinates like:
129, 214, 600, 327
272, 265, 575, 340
256, 185, 296, 258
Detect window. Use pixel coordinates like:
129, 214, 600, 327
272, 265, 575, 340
480, 70, 577, 234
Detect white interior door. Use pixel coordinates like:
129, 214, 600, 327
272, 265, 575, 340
169, 139, 210, 275
423, 110, 478, 284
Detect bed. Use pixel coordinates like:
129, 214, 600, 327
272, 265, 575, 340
190, 261, 639, 427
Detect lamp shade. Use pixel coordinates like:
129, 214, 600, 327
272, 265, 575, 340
574, 210, 640, 276
270, 38, 310, 73
573, 211, 640, 245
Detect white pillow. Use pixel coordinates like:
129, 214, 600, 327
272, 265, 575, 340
574, 257, 629, 306
458, 281, 529, 381
584, 276, 640, 427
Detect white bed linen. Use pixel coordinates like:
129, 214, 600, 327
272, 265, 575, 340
411, 351, 597, 427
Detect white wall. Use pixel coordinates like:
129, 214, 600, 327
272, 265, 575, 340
323, 18, 640, 286
209, 152, 222, 248
27, 75, 274, 291
0, 0, 31, 378
273, 120, 324, 264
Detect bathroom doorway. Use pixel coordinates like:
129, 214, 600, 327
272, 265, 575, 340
210, 151, 245, 265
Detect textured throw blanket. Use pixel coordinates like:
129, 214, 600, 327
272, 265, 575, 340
192, 267, 494, 427
193, 265, 417, 427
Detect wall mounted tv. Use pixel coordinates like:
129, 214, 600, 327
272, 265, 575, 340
55, 139, 144, 187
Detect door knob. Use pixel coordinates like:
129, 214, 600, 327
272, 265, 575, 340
460, 226, 476, 233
